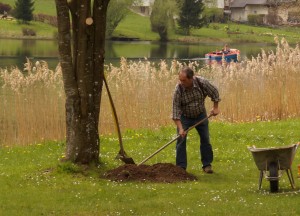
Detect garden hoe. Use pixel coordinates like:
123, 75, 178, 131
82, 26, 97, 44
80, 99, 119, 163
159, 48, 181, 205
138, 114, 213, 165
103, 76, 135, 164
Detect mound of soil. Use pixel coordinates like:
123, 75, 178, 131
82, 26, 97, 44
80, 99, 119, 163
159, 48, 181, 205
103, 163, 197, 183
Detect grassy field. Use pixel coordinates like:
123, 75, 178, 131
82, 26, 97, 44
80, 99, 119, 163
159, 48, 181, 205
189, 22, 300, 44
1, 120, 300, 215
112, 11, 300, 44
0, 19, 57, 39
113, 11, 159, 41
1, 0, 57, 16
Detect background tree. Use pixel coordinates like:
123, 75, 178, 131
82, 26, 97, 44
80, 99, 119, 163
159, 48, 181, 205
177, 0, 205, 35
150, 0, 178, 41
202, 0, 217, 8
14, 0, 34, 23
203, 7, 224, 24
55, 0, 110, 164
106, 0, 134, 38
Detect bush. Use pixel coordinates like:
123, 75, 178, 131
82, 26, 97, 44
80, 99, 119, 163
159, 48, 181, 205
210, 24, 220, 30
203, 7, 225, 23
22, 28, 36, 36
33, 13, 57, 27
248, 14, 265, 26
0, 3, 11, 14
287, 11, 300, 23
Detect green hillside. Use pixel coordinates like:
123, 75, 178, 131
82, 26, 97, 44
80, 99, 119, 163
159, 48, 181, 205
0, 18, 57, 39
1, 0, 56, 16
113, 11, 159, 41
1, 0, 300, 43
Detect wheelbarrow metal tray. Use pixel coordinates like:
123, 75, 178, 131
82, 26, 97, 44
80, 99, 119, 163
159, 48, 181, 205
248, 144, 298, 171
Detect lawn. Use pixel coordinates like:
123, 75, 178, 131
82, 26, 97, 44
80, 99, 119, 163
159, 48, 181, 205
1, 0, 57, 16
113, 12, 159, 41
113, 12, 300, 44
2, 0, 300, 43
0, 19, 57, 39
1, 119, 300, 215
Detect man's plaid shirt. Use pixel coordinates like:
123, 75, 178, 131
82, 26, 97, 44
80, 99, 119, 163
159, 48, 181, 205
172, 76, 221, 119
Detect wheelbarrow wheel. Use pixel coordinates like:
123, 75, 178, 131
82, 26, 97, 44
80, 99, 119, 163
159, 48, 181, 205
269, 162, 279, 193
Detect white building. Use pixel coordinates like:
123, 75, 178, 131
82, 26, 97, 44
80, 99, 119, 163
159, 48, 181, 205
230, 0, 269, 22
204, 0, 225, 8
131, 0, 155, 16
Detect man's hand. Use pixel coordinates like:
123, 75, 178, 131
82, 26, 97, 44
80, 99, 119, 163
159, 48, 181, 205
210, 102, 220, 116
210, 107, 220, 116
174, 119, 187, 137
178, 128, 187, 137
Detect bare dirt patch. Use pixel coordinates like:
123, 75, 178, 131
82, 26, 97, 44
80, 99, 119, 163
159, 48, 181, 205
103, 163, 197, 183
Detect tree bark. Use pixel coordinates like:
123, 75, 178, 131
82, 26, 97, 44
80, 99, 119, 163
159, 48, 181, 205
55, 0, 109, 164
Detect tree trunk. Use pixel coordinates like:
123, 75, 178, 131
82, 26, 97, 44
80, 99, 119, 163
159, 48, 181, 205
55, 0, 109, 164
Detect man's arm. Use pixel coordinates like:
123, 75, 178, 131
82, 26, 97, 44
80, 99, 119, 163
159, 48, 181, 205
172, 85, 186, 137
199, 78, 220, 116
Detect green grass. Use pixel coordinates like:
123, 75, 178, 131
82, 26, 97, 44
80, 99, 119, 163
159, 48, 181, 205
113, 12, 159, 41
1, 119, 300, 215
113, 12, 300, 44
0, 0, 300, 43
0, 19, 57, 39
2, 0, 300, 43
1, 0, 57, 16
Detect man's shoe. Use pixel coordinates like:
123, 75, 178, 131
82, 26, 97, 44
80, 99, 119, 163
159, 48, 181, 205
203, 166, 213, 174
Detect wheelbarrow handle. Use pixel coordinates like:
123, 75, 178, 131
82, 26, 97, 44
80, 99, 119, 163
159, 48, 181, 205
138, 114, 213, 166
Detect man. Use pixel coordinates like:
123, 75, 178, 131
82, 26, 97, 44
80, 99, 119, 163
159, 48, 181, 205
172, 67, 220, 173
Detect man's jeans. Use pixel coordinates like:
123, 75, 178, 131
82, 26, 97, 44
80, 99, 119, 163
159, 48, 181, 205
176, 112, 213, 170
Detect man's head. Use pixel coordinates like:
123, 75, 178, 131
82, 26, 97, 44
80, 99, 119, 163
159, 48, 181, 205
179, 67, 194, 88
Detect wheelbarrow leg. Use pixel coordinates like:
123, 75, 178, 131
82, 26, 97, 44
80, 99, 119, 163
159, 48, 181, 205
286, 169, 295, 189
258, 170, 263, 190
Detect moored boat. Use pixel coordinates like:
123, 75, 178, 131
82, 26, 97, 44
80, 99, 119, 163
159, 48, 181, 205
205, 48, 240, 62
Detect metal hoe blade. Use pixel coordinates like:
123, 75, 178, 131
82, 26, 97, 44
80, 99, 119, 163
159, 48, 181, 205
116, 150, 135, 164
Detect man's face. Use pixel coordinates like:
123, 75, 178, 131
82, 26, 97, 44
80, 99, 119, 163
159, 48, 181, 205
179, 72, 193, 88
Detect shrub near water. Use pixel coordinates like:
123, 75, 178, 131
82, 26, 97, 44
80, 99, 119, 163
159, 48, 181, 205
0, 38, 300, 146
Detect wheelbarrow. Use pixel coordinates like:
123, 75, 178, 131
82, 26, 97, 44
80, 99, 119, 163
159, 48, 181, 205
248, 144, 299, 192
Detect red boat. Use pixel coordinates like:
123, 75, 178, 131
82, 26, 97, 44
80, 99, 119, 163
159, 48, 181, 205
205, 48, 240, 62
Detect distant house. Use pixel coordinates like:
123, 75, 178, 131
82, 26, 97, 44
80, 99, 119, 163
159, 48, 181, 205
229, 0, 299, 25
131, 0, 155, 16
224, 0, 234, 15
203, 0, 225, 8
230, 0, 269, 22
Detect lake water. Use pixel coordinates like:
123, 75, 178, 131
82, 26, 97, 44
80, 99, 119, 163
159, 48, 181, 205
0, 39, 277, 70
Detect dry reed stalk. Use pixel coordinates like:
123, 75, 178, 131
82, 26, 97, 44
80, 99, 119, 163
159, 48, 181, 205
0, 60, 65, 146
212, 37, 300, 122
1, 38, 300, 146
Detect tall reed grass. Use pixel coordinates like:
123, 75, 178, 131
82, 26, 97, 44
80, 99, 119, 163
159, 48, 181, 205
0, 60, 65, 146
1, 37, 299, 146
